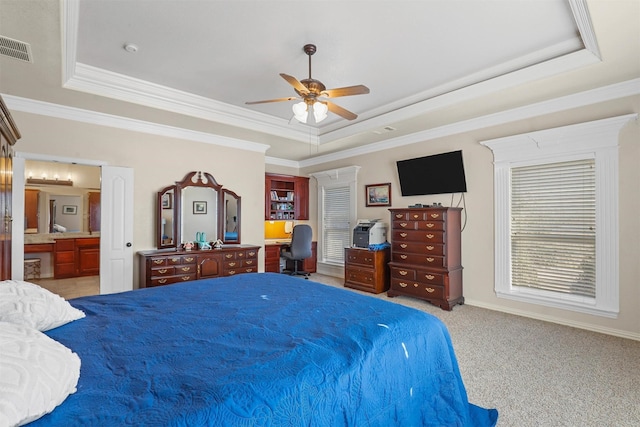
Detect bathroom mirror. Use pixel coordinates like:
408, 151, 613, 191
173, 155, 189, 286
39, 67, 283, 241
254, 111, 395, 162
156, 171, 241, 249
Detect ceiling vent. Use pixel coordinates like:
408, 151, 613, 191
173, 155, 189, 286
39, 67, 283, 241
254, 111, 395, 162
0, 35, 33, 63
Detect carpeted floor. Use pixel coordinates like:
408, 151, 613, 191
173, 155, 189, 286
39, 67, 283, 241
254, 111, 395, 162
38, 273, 640, 426
310, 273, 640, 427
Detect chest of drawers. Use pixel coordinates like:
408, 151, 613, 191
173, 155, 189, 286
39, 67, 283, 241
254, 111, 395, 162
344, 247, 390, 294
138, 245, 260, 288
388, 208, 463, 310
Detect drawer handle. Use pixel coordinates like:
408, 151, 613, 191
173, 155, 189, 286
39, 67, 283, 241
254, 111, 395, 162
412, 214, 419, 219
400, 254, 408, 259
399, 282, 408, 288
245, 260, 254, 265
400, 232, 407, 238
426, 257, 434, 262
181, 276, 190, 281
425, 287, 435, 293
426, 223, 435, 228
400, 244, 407, 248
425, 274, 435, 280
228, 271, 236, 275
426, 246, 434, 250
413, 283, 418, 287
153, 259, 164, 265
180, 267, 190, 272
400, 222, 408, 228
237, 253, 245, 258
365, 258, 372, 262
395, 214, 403, 219
399, 270, 408, 276
158, 279, 167, 284
430, 213, 440, 219
184, 257, 194, 262
228, 262, 237, 267
249, 251, 256, 256
171, 257, 180, 262
246, 268, 254, 273
426, 234, 434, 239
158, 269, 168, 274
225, 254, 233, 259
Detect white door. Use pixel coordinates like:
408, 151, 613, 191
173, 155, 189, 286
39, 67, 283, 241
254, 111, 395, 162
100, 165, 134, 294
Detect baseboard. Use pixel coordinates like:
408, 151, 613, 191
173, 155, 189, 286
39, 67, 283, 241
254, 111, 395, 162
465, 298, 640, 342
316, 262, 343, 278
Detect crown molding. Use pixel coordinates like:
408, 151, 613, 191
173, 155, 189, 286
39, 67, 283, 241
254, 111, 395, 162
299, 78, 640, 168
3, 95, 270, 154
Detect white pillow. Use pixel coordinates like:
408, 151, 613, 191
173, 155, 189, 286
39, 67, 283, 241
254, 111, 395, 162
0, 322, 81, 426
0, 280, 85, 331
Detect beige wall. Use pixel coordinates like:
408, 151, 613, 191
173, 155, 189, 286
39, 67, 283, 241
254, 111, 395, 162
12, 111, 267, 287
302, 98, 640, 339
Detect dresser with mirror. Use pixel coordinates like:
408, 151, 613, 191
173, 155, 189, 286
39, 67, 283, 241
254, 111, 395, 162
139, 171, 259, 288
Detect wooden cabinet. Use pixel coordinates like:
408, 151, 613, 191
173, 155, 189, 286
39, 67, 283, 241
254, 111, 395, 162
138, 245, 260, 288
388, 208, 464, 310
24, 189, 39, 231
264, 242, 317, 273
265, 174, 310, 220
344, 247, 390, 294
0, 94, 20, 280
88, 191, 100, 232
54, 237, 100, 279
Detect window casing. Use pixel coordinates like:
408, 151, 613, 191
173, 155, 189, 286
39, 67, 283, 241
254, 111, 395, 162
310, 166, 360, 265
481, 114, 635, 318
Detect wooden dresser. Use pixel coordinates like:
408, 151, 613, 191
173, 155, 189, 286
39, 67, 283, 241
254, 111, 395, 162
344, 247, 390, 294
388, 207, 463, 310
138, 245, 260, 288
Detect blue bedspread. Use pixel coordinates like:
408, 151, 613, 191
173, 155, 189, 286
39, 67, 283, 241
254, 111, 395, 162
35, 273, 497, 426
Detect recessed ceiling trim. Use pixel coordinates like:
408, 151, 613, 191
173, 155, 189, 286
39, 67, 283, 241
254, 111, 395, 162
298, 78, 640, 168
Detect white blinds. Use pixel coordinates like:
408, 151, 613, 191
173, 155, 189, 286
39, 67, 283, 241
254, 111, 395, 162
323, 185, 351, 263
510, 159, 596, 297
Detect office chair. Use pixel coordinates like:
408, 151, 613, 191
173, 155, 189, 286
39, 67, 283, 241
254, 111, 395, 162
281, 224, 313, 278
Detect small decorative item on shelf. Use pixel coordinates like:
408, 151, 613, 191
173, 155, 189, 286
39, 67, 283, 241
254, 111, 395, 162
183, 241, 195, 251
213, 239, 223, 249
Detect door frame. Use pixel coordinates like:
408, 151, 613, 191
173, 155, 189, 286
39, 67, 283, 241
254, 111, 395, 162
12, 153, 133, 293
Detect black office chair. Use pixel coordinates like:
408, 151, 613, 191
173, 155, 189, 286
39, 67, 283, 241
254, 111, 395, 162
281, 224, 313, 278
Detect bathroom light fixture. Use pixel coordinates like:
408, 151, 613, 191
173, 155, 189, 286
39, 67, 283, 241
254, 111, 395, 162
26, 178, 73, 186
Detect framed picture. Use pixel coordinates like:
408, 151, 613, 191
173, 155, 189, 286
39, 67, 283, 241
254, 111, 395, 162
193, 201, 207, 215
161, 193, 172, 209
365, 183, 392, 207
62, 205, 77, 215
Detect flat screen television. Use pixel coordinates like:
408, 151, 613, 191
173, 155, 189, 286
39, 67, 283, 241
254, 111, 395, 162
396, 150, 467, 196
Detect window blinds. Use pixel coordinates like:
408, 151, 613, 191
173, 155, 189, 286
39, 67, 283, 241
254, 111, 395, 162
510, 159, 596, 298
322, 186, 351, 263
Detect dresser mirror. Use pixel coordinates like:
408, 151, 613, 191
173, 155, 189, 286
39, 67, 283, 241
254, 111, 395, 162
222, 189, 240, 243
156, 171, 241, 249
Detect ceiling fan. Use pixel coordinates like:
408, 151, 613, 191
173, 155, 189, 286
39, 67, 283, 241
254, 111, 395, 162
246, 44, 370, 123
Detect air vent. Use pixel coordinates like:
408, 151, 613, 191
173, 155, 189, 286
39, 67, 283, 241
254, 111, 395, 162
0, 35, 33, 63
372, 126, 397, 135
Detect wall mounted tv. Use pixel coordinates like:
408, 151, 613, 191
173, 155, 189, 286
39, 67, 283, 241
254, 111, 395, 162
396, 150, 467, 196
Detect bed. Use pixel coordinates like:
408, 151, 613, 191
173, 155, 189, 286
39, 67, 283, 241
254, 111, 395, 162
20, 273, 497, 426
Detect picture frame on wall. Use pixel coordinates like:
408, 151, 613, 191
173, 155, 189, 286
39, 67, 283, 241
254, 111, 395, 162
365, 183, 391, 207
162, 193, 172, 209
193, 201, 207, 214
62, 205, 77, 215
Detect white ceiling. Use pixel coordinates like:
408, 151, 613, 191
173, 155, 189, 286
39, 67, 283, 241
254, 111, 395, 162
1, 0, 637, 163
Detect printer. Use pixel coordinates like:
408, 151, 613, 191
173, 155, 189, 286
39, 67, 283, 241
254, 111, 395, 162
353, 219, 387, 248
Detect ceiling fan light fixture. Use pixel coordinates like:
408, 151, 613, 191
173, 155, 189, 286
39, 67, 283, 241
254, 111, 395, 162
292, 101, 308, 123
313, 102, 328, 123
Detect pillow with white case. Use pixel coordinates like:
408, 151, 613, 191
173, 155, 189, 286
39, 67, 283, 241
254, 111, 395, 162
0, 321, 81, 426
0, 280, 85, 331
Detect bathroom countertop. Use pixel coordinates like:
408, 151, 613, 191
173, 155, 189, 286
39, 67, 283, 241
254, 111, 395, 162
24, 232, 100, 245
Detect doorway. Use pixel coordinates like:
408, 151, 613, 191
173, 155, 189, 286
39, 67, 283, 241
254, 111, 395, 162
13, 155, 134, 296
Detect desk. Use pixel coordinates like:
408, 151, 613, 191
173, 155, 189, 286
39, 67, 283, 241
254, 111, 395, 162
265, 241, 317, 273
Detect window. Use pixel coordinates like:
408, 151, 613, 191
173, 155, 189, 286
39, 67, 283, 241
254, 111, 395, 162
481, 114, 635, 317
310, 166, 360, 266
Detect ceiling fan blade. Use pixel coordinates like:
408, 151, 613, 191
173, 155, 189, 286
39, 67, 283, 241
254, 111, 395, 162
245, 97, 297, 105
321, 85, 370, 98
280, 73, 309, 94
324, 101, 358, 120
